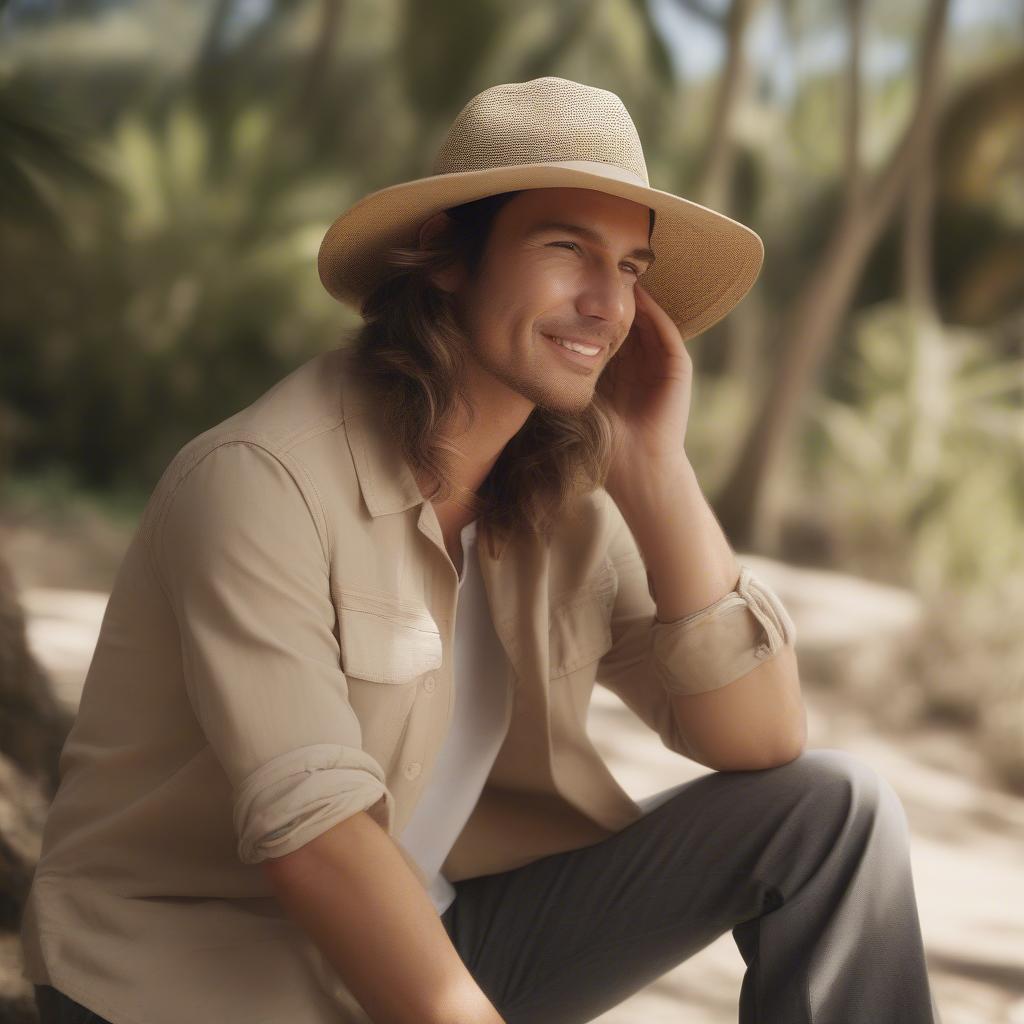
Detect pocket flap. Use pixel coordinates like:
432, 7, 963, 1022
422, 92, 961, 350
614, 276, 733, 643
334, 589, 443, 684
549, 573, 616, 678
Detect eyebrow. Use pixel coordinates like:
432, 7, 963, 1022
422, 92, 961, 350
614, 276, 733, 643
525, 220, 656, 267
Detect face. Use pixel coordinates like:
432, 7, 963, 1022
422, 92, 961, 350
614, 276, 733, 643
444, 187, 654, 417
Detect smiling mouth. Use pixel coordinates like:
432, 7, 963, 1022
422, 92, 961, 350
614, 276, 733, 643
543, 333, 605, 369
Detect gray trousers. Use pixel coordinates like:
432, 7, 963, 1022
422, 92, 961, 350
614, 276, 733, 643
34, 748, 942, 1024
439, 747, 944, 1024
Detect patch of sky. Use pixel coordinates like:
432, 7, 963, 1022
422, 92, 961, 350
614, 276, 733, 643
646, 0, 1021, 102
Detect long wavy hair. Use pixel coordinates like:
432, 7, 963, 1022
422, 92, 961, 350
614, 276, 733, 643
337, 189, 655, 558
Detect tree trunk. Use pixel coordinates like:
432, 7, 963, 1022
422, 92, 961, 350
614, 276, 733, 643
687, 0, 762, 384
713, 0, 952, 551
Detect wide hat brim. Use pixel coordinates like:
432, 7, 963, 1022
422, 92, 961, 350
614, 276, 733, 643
317, 159, 764, 342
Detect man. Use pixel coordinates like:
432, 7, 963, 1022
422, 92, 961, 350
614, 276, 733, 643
22, 78, 941, 1023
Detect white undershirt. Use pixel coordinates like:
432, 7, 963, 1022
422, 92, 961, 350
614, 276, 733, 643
397, 519, 513, 915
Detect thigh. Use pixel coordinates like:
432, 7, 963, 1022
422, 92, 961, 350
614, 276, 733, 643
439, 751, 862, 1024
34, 984, 113, 1024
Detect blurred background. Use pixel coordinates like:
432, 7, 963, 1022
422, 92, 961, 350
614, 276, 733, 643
1, 1, 1022, 1022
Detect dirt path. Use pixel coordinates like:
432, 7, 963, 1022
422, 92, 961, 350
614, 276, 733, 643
14, 579, 1024, 1024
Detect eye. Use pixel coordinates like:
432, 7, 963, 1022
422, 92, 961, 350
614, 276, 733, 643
550, 242, 642, 277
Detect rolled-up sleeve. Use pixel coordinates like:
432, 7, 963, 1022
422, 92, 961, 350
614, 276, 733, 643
597, 489, 797, 737
148, 439, 394, 865
650, 564, 797, 696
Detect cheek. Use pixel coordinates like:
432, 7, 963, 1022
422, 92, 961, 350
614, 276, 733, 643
525, 257, 575, 295
548, 268, 584, 299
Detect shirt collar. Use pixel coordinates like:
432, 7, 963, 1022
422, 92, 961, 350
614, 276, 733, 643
336, 349, 511, 560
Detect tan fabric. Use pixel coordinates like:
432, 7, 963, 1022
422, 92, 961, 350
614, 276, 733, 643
19, 345, 795, 1024
652, 565, 797, 696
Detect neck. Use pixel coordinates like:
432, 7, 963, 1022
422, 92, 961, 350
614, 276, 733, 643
428, 371, 532, 511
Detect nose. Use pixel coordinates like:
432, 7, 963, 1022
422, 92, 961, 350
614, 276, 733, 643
575, 262, 632, 327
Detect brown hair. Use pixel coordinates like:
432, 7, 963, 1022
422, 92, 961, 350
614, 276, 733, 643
338, 190, 655, 558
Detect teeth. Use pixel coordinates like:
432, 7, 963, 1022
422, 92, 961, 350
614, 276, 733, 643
552, 336, 600, 356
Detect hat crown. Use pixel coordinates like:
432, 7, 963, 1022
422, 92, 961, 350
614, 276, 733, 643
431, 77, 649, 186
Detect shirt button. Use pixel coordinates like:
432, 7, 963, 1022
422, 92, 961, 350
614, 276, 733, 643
423, 675, 436, 693
404, 761, 422, 780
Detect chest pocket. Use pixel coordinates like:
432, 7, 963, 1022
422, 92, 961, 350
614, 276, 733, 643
332, 588, 443, 770
333, 588, 443, 683
548, 565, 617, 679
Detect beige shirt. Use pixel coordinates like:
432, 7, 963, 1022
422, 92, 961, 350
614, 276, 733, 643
19, 345, 795, 1024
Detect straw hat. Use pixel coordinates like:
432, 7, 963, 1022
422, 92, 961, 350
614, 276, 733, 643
317, 76, 764, 341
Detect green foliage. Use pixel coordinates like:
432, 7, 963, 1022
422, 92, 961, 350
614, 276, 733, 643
0, 461, 149, 528
1, 94, 350, 489
0, 73, 118, 232
807, 301, 1024, 594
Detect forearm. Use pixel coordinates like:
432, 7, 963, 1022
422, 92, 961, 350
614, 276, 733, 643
609, 457, 805, 769
263, 810, 504, 1024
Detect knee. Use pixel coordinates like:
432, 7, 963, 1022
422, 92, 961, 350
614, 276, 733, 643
773, 747, 909, 832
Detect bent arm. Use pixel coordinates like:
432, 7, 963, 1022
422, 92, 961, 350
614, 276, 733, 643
599, 474, 805, 771
263, 810, 505, 1024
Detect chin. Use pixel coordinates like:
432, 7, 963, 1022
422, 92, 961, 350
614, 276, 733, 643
533, 388, 594, 418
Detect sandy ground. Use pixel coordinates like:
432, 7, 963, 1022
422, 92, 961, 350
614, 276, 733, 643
14, 577, 1024, 1024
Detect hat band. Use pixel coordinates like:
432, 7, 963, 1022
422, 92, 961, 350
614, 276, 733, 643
432, 158, 650, 190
